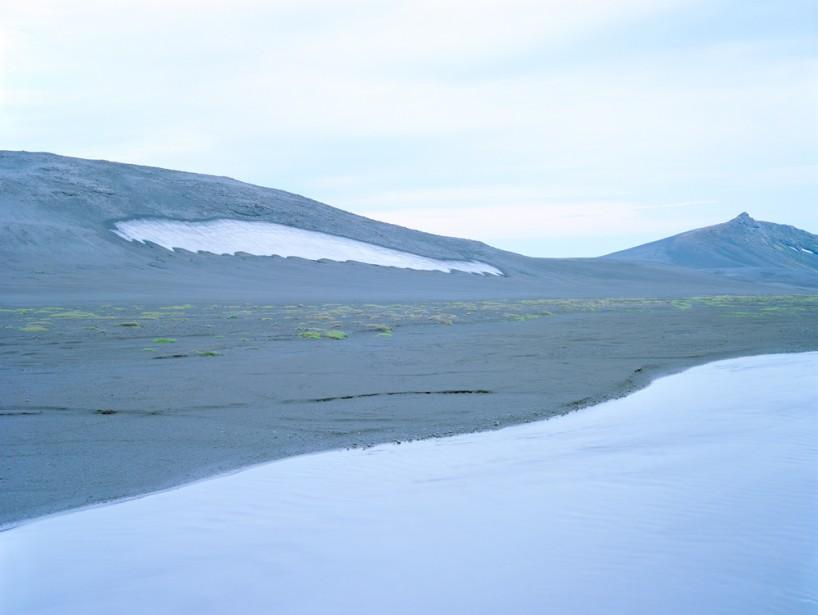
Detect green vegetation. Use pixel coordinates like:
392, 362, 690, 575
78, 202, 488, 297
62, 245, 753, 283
324, 330, 348, 340
366, 323, 393, 334
48, 310, 103, 319
2, 295, 815, 351
19, 324, 48, 333
197, 350, 220, 357
507, 311, 551, 322
297, 328, 349, 340
0, 307, 32, 314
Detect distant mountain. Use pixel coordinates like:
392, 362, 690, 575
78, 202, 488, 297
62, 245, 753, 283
0, 152, 800, 302
605, 213, 818, 287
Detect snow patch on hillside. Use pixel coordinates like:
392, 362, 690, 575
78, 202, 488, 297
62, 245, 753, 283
113, 218, 502, 275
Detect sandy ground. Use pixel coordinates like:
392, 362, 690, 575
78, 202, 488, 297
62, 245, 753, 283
2, 295, 818, 526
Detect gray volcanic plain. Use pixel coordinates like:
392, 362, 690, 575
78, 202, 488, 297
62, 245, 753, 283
4, 296, 818, 526
2, 151, 818, 526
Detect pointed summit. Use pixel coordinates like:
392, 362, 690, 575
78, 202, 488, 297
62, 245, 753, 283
730, 212, 755, 225
605, 209, 818, 285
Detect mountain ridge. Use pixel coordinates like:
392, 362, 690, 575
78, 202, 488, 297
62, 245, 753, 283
1, 151, 813, 302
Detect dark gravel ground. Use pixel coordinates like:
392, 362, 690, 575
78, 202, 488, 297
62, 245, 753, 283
2, 295, 817, 527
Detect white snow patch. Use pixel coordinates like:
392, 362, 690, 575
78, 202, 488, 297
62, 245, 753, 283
2, 353, 817, 614
800, 247, 816, 254
112, 218, 502, 275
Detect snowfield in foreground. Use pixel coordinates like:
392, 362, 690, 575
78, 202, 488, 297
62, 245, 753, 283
2, 353, 817, 615
113, 218, 502, 275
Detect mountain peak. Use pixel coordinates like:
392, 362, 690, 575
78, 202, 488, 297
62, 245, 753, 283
730, 212, 754, 224
605, 209, 818, 285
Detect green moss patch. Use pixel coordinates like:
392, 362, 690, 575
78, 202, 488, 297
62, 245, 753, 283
324, 330, 348, 340
48, 310, 102, 319
20, 324, 48, 333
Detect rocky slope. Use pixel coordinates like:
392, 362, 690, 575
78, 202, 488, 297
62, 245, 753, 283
605, 212, 818, 287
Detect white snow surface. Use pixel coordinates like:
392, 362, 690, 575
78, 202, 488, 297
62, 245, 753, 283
2, 353, 817, 615
112, 218, 502, 275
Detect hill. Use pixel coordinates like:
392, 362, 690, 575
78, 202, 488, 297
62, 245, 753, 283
605, 212, 818, 287
0, 152, 800, 303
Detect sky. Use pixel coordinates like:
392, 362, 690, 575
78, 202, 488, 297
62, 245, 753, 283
1, 0, 816, 257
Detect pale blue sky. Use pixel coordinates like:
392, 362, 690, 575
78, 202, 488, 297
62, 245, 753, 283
1, 1, 816, 256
